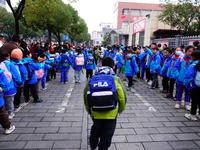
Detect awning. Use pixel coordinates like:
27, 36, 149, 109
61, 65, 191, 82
110, 29, 128, 35
154, 29, 180, 37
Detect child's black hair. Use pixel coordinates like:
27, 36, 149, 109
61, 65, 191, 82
61, 49, 67, 53
185, 45, 194, 52
32, 54, 38, 63
0, 51, 9, 62
39, 53, 46, 58
44, 47, 49, 52
102, 56, 114, 68
166, 49, 173, 54
23, 50, 31, 58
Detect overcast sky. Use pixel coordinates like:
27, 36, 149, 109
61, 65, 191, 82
8, 0, 160, 33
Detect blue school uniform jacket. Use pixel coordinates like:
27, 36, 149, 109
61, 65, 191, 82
57, 53, 71, 71
160, 55, 172, 77
171, 55, 193, 85
145, 48, 153, 68
166, 55, 180, 79
139, 52, 147, 67
115, 53, 124, 68
3, 60, 22, 96
84, 53, 96, 70
0, 69, 10, 107
150, 52, 161, 74
124, 56, 139, 77
22, 57, 42, 84
10, 58, 28, 86
184, 60, 199, 90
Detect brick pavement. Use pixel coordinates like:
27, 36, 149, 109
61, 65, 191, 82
0, 69, 200, 150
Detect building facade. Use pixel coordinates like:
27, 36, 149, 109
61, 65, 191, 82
0, 0, 6, 9
113, 1, 162, 29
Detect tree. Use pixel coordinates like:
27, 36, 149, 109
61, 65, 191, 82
6, 0, 26, 35
158, 0, 200, 35
102, 33, 111, 45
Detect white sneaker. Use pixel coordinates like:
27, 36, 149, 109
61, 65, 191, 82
185, 114, 197, 121
8, 113, 15, 120
42, 88, 47, 90
148, 81, 152, 86
5, 125, 15, 135
175, 103, 180, 109
185, 105, 191, 111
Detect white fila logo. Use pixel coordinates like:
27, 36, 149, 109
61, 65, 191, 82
93, 82, 108, 87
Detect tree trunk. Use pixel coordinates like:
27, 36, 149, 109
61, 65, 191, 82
15, 19, 19, 35
48, 28, 51, 44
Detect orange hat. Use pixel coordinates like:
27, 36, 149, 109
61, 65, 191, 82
11, 49, 22, 60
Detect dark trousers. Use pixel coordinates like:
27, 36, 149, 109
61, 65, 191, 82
0, 106, 11, 129
51, 67, 56, 79
24, 83, 39, 101
137, 67, 141, 78
152, 73, 159, 88
90, 119, 116, 150
190, 87, 200, 115
169, 78, 176, 96
162, 77, 169, 91
46, 69, 51, 81
146, 68, 153, 82
14, 87, 22, 107
126, 76, 133, 87
86, 69, 93, 79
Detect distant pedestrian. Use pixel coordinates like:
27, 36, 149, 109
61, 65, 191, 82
84, 50, 96, 80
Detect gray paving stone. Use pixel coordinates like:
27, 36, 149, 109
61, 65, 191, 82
142, 122, 164, 127
42, 117, 63, 122
0, 141, 26, 149
162, 121, 185, 127
27, 122, 50, 127
53, 141, 81, 149
72, 122, 83, 127
128, 118, 149, 123
20, 117, 43, 122
44, 134, 70, 140
157, 127, 182, 134
126, 135, 152, 142
169, 141, 199, 149
115, 143, 144, 150
148, 117, 169, 122
0, 134, 19, 141
25, 141, 54, 149
114, 129, 136, 135
50, 122, 72, 127
34, 127, 59, 133
69, 134, 82, 140
14, 127, 36, 134
112, 135, 127, 142
179, 127, 200, 133
150, 134, 178, 141
135, 128, 159, 134
58, 127, 82, 133
121, 122, 143, 128
167, 116, 188, 121
174, 133, 200, 140
16, 134, 44, 141
143, 142, 172, 150
182, 121, 200, 126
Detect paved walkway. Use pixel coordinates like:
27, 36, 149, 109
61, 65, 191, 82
0, 69, 200, 150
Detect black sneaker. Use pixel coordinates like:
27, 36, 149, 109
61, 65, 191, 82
33, 99, 43, 103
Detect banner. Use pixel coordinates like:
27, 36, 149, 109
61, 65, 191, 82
133, 19, 146, 34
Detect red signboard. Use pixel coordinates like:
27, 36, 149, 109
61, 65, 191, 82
133, 19, 146, 34
188, 40, 200, 46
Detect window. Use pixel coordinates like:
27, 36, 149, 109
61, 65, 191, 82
142, 10, 151, 16
122, 9, 129, 15
107, 25, 110, 28
130, 9, 140, 16
122, 21, 128, 28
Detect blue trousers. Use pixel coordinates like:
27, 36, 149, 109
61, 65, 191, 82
74, 70, 81, 82
176, 84, 190, 102
60, 70, 69, 83
41, 76, 46, 88
140, 65, 146, 79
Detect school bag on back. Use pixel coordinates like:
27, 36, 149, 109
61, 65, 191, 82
195, 71, 200, 87
0, 62, 12, 82
87, 55, 94, 65
60, 55, 69, 67
88, 74, 118, 111
75, 56, 84, 66
36, 69, 44, 79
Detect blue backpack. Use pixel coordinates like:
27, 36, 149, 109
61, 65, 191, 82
89, 74, 118, 111
61, 55, 69, 67
24, 63, 33, 81
195, 71, 200, 87
87, 55, 94, 65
